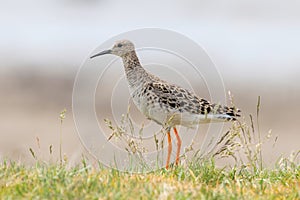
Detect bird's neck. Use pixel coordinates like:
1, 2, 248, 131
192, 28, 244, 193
121, 51, 151, 90
122, 50, 141, 70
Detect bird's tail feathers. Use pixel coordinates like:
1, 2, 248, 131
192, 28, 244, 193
211, 103, 241, 121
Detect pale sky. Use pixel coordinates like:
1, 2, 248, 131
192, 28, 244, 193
1, 0, 300, 82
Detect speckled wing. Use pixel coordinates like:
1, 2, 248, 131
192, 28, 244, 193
143, 81, 241, 121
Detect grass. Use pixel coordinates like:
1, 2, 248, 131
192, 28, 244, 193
1, 98, 299, 199
0, 159, 299, 199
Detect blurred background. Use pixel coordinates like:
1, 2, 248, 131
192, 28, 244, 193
0, 0, 299, 165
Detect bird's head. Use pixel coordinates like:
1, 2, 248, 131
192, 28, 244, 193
90, 40, 135, 59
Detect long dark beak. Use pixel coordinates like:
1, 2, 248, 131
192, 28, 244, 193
90, 49, 111, 59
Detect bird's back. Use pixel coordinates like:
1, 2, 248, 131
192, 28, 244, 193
131, 77, 240, 128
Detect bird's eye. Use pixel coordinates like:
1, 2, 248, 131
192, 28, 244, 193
117, 44, 123, 47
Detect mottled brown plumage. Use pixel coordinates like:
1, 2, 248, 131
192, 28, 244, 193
91, 39, 241, 169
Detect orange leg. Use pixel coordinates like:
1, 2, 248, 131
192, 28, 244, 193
166, 131, 172, 169
173, 127, 182, 165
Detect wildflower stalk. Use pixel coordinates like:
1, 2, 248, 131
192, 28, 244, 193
59, 109, 66, 166
256, 96, 263, 171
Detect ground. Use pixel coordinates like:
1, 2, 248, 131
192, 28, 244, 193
0, 159, 299, 199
